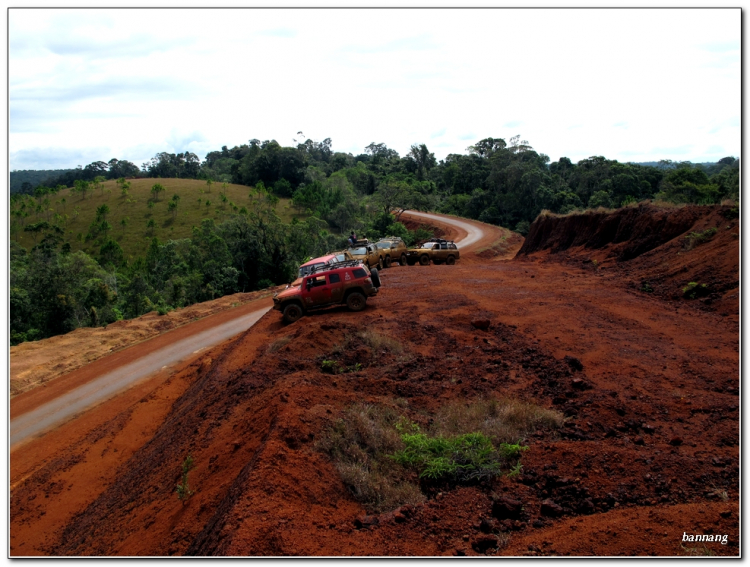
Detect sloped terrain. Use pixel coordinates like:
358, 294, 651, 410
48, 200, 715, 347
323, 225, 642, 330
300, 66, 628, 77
518, 203, 740, 322
10, 207, 739, 556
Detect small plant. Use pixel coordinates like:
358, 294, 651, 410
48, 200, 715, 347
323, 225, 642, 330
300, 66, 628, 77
156, 302, 173, 316
640, 281, 654, 293
722, 206, 739, 219
507, 461, 523, 477
321, 360, 337, 374
683, 282, 709, 299
391, 422, 528, 483
684, 227, 717, 250
176, 455, 195, 503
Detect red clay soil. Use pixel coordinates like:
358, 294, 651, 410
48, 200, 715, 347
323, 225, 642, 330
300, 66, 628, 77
10, 207, 739, 557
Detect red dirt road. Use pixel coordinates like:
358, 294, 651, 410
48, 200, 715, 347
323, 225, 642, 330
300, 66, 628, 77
9, 207, 739, 557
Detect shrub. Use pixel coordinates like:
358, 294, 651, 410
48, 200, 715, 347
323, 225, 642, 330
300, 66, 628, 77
684, 227, 717, 250
683, 282, 709, 299
321, 359, 337, 373
176, 455, 195, 503
391, 425, 527, 482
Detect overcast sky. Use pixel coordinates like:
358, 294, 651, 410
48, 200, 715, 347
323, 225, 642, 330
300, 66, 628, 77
9, 7, 740, 170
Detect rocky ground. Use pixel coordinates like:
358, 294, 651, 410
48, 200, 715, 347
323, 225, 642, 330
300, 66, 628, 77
10, 206, 739, 556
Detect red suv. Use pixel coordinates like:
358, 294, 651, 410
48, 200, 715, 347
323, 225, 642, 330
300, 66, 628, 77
273, 260, 381, 323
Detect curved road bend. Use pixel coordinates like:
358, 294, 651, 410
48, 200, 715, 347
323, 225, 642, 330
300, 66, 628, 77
10, 213, 486, 449
402, 211, 485, 249
10, 306, 270, 448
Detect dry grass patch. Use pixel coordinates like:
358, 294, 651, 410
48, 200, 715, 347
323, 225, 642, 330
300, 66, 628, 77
267, 335, 293, 353
317, 403, 424, 513
431, 398, 564, 444
318, 398, 563, 514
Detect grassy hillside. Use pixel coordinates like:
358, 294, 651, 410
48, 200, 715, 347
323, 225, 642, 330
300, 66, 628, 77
11, 178, 306, 261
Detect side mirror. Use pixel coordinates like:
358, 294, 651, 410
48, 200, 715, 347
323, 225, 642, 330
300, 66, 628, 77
306, 280, 313, 290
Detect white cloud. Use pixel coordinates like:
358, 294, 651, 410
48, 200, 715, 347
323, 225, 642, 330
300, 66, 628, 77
9, 7, 741, 169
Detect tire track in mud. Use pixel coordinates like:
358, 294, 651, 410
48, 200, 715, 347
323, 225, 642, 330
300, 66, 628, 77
185, 417, 278, 556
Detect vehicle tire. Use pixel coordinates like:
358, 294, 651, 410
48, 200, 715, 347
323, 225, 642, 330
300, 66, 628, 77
446, 255, 456, 265
370, 268, 381, 288
346, 292, 367, 312
384, 255, 392, 268
282, 303, 304, 323
377, 257, 384, 270
400, 254, 407, 266
419, 254, 430, 266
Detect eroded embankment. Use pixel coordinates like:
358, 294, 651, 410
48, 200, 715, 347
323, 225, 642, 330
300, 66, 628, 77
517, 203, 739, 318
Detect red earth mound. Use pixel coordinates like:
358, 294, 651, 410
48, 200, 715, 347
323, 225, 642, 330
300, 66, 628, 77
10, 209, 738, 556
517, 203, 739, 322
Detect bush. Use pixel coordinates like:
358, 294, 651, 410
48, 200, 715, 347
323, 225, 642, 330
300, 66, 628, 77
176, 455, 195, 503
514, 220, 530, 236
318, 398, 563, 513
683, 282, 709, 299
684, 227, 717, 250
391, 425, 527, 482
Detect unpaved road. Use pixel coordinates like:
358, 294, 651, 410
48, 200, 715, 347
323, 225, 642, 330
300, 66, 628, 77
10, 304, 271, 448
9, 211, 488, 450
404, 210, 485, 248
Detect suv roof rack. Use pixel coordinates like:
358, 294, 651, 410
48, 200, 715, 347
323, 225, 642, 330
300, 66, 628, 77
309, 259, 365, 275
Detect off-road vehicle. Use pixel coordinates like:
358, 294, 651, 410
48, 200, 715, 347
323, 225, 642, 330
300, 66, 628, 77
292, 250, 354, 286
347, 239, 383, 270
374, 236, 408, 267
273, 260, 381, 323
404, 238, 460, 266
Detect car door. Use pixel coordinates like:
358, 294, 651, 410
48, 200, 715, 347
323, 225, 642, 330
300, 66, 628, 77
328, 272, 344, 303
437, 242, 449, 261
305, 275, 331, 307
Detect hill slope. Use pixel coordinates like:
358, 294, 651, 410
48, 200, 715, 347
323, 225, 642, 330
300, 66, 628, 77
11, 178, 301, 260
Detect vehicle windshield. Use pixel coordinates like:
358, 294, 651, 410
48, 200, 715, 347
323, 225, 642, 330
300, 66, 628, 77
420, 243, 438, 249
349, 247, 367, 255
298, 262, 325, 277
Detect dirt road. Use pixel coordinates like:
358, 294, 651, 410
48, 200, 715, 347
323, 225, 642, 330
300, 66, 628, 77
10, 303, 271, 448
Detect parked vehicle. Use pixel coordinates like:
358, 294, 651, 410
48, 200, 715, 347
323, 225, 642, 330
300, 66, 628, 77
273, 260, 381, 323
347, 239, 383, 270
292, 250, 354, 286
374, 236, 408, 267
405, 238, 460, 266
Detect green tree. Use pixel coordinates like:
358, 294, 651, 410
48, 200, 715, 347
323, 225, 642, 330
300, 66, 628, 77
168, 200, 178, 220
151, 183, 165, 201
96, 204, 110, 222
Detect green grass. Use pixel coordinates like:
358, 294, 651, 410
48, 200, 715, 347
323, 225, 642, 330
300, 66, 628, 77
11, 178, 305, 261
